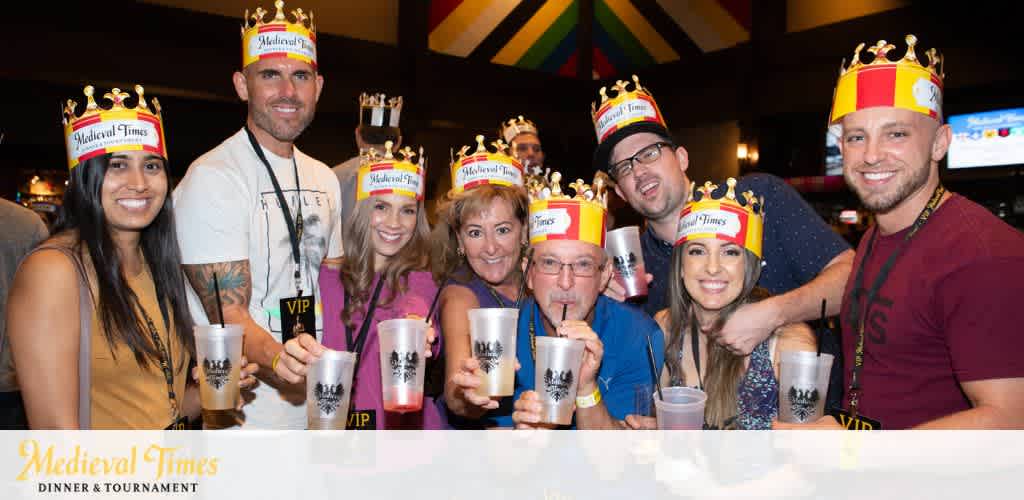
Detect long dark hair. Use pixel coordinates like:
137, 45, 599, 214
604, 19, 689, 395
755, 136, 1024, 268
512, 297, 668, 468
53, 153, 195, 370
664, 243, 766, 429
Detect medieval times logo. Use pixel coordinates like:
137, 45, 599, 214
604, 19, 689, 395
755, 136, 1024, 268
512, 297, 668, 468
389, 351, 419, 383
473, 340, 504, 374
787, 386, 821, 422
314, 382, 344, 415
543, 369, 574, 402
203, 358, 231, 389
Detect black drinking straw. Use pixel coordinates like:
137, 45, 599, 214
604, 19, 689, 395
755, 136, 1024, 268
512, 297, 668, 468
645, 334, 664, 401
513, 248, 535, 310
212, 272, 225, 327
424, 283, 445, 326
817, 298, 826, 357
561, 303, 568, 322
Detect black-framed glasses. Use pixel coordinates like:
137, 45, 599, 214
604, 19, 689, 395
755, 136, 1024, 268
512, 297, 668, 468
534, 256, 605, 277
610, 141, 674, 179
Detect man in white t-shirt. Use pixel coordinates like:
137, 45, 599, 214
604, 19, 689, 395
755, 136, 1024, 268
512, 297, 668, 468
173, 2, 342, 429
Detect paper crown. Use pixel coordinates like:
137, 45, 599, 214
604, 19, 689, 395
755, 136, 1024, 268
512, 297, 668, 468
62, 85, 167, 170
591, 75, 667, 144
242, 1, 317, 69
830, 34, 943, 124
526, 167, 610, 248
356, 141, 425, 201
360, 92, 402, 128
500, 115, 539, 144
675, 178, 765, 258
449, 135, 524, 196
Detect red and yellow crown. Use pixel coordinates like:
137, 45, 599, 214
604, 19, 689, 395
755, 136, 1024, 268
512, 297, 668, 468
242, 0, 317, 69
500, 115, 539, 144
830, 34, 943, 124
62, 85, 167, 170
675, 178, 765, 258
527, 169, 611, 248
591, 75, 667, 144
356, 141, 425, 201
449, 135, 524, 196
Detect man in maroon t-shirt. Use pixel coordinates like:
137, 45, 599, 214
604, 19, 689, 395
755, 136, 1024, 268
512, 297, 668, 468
776, 35, 1024, 429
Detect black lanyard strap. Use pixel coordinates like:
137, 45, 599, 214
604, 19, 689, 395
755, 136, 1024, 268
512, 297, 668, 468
847, 185, 945, 418
345, 278, 387, 370
138, 305, 177, 421
485, 284, 507, 308
690, 320, 705, 392
244, 126, 305, 295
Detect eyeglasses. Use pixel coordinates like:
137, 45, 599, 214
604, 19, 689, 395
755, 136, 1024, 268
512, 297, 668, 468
610, 142, 673, 179
534, 256, 605, 278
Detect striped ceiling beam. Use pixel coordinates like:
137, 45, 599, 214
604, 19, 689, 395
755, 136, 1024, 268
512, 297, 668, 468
629, 0, 703, 61
491, 0, 575, 66
429, 0, 523, 58
655, 0, 750, 53
600, 0, 678, 64
469, 0, 547, 61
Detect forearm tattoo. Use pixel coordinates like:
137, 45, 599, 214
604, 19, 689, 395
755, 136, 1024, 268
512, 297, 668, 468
183, 260, 252, 321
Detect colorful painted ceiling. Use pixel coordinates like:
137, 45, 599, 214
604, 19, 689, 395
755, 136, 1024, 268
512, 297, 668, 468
428, 0, 752, 78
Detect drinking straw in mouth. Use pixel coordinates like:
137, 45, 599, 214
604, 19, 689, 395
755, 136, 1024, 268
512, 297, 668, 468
817, 298, 826, 357
561, 303, 568, 322
645, 334, 664, 401
213, 272, 225, 328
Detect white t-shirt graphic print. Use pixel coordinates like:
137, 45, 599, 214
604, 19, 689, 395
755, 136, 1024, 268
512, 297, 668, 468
174, 128, 342, 429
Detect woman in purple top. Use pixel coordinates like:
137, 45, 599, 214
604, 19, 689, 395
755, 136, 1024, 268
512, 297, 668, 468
431, 144, 530, 426
277, 146, 444, 429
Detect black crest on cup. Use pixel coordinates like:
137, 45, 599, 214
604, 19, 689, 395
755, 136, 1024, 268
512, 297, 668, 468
203, 358, 232, 390
613, 252, 638, 276
543, 368, 574, 402
787, 386, 820, 422
473, 340, 504, 374
315, 382, 344, 415
390, 350, 419, 383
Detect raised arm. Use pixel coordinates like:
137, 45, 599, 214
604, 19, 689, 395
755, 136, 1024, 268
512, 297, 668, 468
7, 250, 82, 429
183, 260, 281, 372
440, 285, 498, 418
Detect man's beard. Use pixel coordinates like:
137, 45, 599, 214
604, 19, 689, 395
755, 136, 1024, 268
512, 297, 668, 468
846, 161, 930, 214
251, 100, 315, 144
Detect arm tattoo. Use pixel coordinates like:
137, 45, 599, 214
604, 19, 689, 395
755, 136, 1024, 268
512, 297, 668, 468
183, 260, 253, 321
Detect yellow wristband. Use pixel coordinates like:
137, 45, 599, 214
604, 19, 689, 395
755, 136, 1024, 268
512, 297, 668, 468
575, 388, 602, 409
271, 351, 283, 372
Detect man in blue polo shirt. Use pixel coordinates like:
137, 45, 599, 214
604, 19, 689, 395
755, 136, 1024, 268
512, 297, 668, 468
590, 76, 854, 357
507, 170, 664, 429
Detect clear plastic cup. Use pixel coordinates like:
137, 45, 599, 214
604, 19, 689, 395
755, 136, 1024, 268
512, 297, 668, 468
534, 336, 586, 425
468, 308, 519, 397
377, 318, 428, 413
654, 386, 707, 430
605, 226, 648, 299
777, 351, 834, 423
194, 324, 244, 411
307, 349, 357, 430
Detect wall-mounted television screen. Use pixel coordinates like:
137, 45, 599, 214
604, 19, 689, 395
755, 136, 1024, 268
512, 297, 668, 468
947, 107, 1024, 169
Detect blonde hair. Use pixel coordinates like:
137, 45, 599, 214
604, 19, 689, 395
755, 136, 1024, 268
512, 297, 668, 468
339, 195, 432, 330
430, 185, 529, 284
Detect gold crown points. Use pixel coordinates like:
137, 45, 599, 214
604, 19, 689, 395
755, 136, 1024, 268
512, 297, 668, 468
840, 34, 943, 79
591, 74, 652, 115
63, 85, 161, 125
453, 135, 513, 163
362, 140, 423, 166
501, 115, 538, 140
360, 92, 403, 110
243, 0, 315, 34
527, 169, 610, 209
691, 178, 764, 216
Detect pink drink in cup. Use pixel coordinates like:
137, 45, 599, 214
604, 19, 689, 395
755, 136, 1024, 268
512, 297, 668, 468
377, 318, 428, 413
606, 226, 648, 299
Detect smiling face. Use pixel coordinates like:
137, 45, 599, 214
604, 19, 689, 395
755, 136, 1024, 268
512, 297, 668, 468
527, 240, 612, 329
369, 193, 419, 269
100, 151, 168, 240
840, 107, 949, 217
458, 197, 526, 288
234, 57, 324, 152
610, 132, 691, 224
511, 132, 544, 169
681, 238, 747, 319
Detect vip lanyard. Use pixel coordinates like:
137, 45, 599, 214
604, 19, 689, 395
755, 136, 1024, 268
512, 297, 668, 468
847, 184, 946, 419
138, 304, 177, 422
689, 321, 705, 392
344, 278, 386, 372
244, 126, 305, 296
